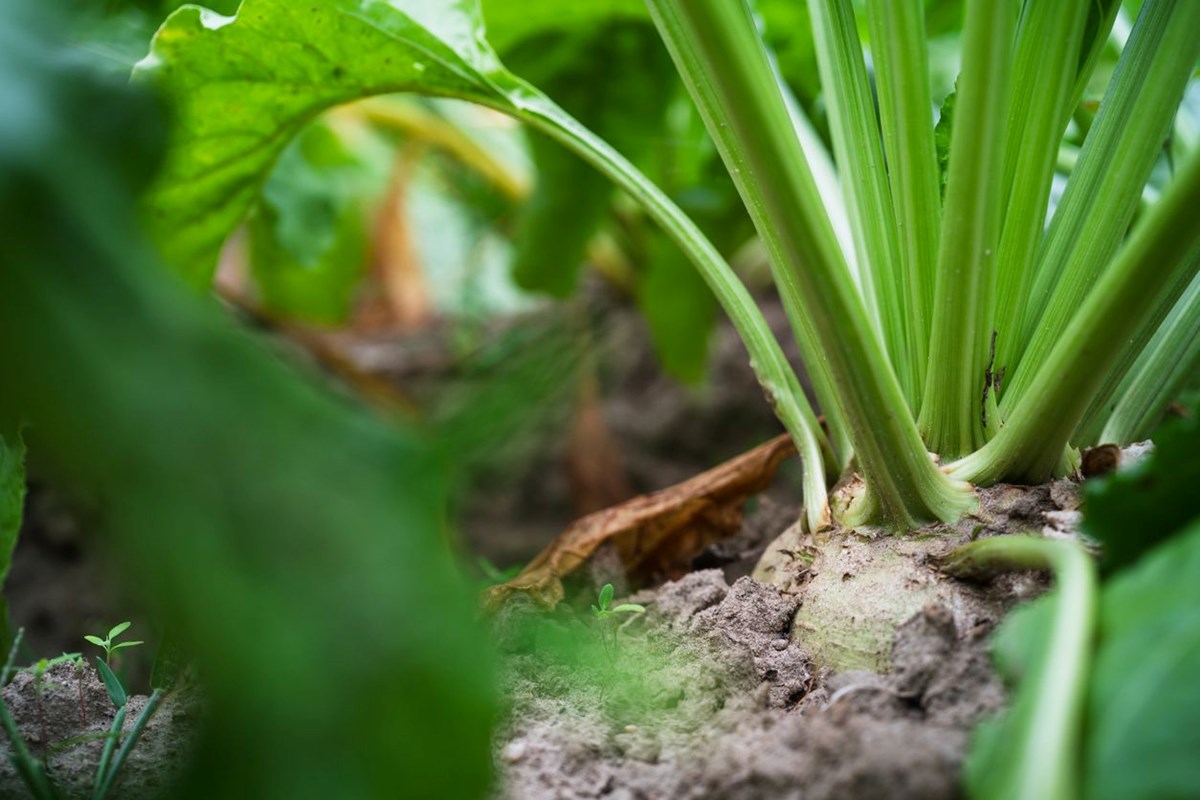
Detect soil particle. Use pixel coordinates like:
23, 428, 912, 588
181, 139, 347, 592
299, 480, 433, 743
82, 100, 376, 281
0, 661, 201, 799
495, 569, 1005, 800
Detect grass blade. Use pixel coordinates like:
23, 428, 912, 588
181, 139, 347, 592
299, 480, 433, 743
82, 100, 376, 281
93, 689, 162, 800
90, 706, 127, 800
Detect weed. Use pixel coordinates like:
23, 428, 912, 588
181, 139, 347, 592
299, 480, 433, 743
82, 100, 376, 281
83, 622, 143, 668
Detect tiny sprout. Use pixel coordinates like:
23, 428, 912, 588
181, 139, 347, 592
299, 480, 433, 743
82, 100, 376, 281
590, 583, 646, 622
84, 622, 144, 666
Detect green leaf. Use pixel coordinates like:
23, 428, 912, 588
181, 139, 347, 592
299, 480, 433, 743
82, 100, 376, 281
136, 0, 521, 285
637, 237, 716, 384
1084, 394, 1200, 571
598, 583, 614, 611
481, 0, 646, 54
107, 621, 132, 640
149, 627, 185, 691
610, 603, 645, 615
1083, 519, 1200, 800
0, 428, 25, 650
111, 641, 144, 650
247, 119, 379, 324
95, 658, 127, 709
505, 22, 674, 299
84, 635, 108, 648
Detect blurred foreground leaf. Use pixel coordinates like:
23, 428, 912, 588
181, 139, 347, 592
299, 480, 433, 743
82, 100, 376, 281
1082, 519, 1200, 800
0, 3, 495, 797
1084, 396, 1200, 570
507, 23, 672, 298
0, 430, 24, 649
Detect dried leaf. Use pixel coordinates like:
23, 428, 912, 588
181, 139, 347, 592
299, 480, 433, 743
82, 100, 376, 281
484, 435, 796, 610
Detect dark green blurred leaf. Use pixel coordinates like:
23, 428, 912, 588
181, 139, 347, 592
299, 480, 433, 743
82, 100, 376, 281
1083, 519, 1200, 800
149, 627, 185, 691
95, 658, 128, 708
248, 120, 379, 324
0, 430, 25, 650
508, 23, 673, 298
482, 0, 645, 53
0, 3, 495, 796
638, 236, 716, 384
1084, 397, 1200, 570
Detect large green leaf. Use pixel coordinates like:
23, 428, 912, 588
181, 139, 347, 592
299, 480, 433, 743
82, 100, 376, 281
1, 4, 495, 796
138, 0, 832, 527
1083, 519, 1200, 800
136, 0, 524, 285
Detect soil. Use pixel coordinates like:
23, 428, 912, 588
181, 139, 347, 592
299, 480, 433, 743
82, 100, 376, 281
0, 661, 201, 799
493, 571, 1006, 800
487, 479, 1086, 800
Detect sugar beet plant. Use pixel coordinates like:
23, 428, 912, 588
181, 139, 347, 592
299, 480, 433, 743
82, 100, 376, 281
139, 0, 1199, 536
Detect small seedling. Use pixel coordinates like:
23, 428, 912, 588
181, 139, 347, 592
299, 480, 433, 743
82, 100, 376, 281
84, 622, 143, 667
591, 583, 645, 656
590, 583, 646, 623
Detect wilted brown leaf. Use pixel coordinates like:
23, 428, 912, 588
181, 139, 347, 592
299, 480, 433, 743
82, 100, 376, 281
483, 434, 797, 611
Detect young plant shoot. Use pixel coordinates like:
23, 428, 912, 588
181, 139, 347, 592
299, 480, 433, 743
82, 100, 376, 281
137, 0, 1200, 534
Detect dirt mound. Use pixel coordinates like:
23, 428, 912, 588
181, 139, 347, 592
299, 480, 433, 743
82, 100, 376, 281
495, 570, 1006, 800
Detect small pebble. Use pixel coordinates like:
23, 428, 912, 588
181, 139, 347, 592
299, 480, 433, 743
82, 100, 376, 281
501, 741, 527, 763
624, 725, 638, 733
771, 638, 789, 651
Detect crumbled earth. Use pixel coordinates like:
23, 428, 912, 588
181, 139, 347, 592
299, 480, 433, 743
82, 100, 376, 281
494, 570, 1006, 800
0, 661, 201, 799
491, 473, 1103, 800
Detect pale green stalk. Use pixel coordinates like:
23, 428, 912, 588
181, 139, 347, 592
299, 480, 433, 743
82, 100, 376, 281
808, 0, 913, 405
865, 0, 939, 411
1073, 250, 1200, 445
505, 92, 835, 532
919, 0, 1015, 458
951, 148, 1200, 485
1098, 273, 1200, 445
989, 0, 1090, 395
1003, 0, 1200, 411
779, 75, 862, 311
939, 536, 1096, 800
645, 0, 973, 528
